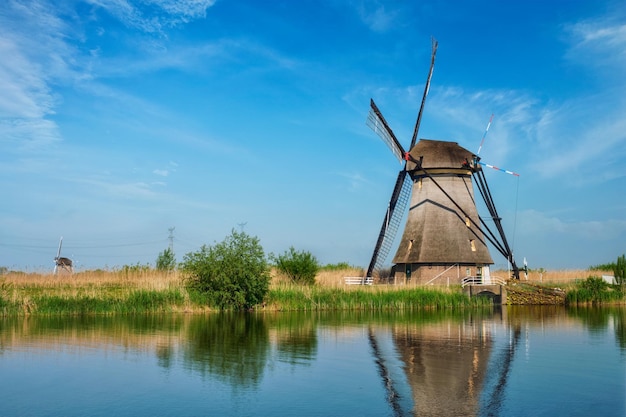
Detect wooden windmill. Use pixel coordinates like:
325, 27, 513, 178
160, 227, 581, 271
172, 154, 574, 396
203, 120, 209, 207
54, 236, 73, 275
365, 39, 519, 283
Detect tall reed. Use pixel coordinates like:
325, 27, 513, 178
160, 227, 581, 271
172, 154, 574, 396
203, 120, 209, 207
266, 284, 491, 311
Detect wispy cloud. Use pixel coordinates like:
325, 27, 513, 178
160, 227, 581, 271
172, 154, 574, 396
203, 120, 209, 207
0, 1, 77, 149
525, 15, 626, 182
86, 0, 216, 33
337, 171, 372, 191
518, 209, 626, 240
352, 0, 399, 32
74, 177, 159, 199
566, 19, 626, 68
0, 0, 218, 153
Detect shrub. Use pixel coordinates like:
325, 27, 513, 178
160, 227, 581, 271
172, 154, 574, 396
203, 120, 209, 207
181, 230, 270, 310
156, 248, 176, 271
566, 275, 624, 305
580, 276, 608, 295
272, 247, 319, 285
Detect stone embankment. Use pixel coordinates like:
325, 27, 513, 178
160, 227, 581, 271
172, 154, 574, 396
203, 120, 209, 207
506, 282, 566, 305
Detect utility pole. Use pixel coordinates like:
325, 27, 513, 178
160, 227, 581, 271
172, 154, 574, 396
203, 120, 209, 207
237, 222, 247, 233
168, 227, 175, 252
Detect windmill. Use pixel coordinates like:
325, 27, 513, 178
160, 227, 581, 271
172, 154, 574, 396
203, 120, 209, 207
365, 38, 520, 283
54, 236, 73, 275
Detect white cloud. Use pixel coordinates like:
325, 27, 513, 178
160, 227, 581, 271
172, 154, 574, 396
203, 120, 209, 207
77, 178, 158, 199
518, 209, 626, 240
356, 2, 397, 32
337, 171, 371, 191
153, 169, 169, 177
0, 1, 76, 149
565, 18, 626, 72
86, 0, 216, 33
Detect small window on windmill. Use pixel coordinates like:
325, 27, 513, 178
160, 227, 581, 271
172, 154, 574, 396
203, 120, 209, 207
465, 217, 471, 227
408, 239, 414, 251
417, 177, 422, 189
469, 239, 476, 252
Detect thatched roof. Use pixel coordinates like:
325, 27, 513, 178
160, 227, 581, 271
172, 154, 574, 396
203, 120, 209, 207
406, 139, 476, 171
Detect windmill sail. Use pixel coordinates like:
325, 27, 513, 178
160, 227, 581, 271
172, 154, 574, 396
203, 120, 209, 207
54, 237, 63, 274
365, 38, 438, 279
409, 37, 438, 150
367, 99, 405, 163
366, 170, 412, 278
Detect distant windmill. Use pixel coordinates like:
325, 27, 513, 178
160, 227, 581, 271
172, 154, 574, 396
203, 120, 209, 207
54, 236, 73, 275
365, 38, 520, 283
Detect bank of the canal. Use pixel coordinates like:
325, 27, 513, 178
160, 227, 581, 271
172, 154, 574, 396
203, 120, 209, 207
0, 271, 623, 315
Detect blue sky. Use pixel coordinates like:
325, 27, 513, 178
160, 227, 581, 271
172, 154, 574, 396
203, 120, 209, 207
1, 0, 625, 272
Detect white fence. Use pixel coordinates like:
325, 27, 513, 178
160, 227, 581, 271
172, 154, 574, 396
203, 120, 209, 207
344, 276, 374, 285
461, 276, 507, 288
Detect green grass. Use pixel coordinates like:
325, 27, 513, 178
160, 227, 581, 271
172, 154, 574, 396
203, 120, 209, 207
4, 289, 186, 315
266, 285, 492, 311
1, 281, 491, 315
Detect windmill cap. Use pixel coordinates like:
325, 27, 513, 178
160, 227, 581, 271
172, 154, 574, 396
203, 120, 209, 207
408, 139, 476, 170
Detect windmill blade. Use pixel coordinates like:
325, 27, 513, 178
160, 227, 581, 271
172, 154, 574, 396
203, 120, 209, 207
367, 99, 405, 163
409, 37, 438, 150
366, 170, 413, 278
56, 236, 63, 259
477, 113, 494, 155
477, 161, 520, 177
54, 237, 63, 275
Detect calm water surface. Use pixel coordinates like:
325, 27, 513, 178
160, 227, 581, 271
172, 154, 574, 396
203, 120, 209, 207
0, 307, 624, 416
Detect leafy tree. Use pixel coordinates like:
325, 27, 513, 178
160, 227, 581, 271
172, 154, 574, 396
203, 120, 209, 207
181, 230, 270, 310
156, 248, 176, 271
272, 247, 319, 285
614, 254, 626, 286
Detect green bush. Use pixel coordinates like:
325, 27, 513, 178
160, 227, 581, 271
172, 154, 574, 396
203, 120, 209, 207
580, 276, 608, 294
181, 230, 270, 310
156, 248, 176, 271
566, 275, 624, 305
272, 247, 319, 285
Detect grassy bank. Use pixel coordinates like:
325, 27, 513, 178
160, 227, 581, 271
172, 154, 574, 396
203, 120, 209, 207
0, 269, 493, 315
0, 268, 621, 315
0, 270, 196, 315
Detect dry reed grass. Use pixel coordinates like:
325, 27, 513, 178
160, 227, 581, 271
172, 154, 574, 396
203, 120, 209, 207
3, 270, 182, 290
1, 268, 606, 294
495, 269, 608, 285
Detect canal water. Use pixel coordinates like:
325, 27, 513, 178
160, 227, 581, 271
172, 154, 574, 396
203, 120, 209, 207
0, 307, 624, 416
